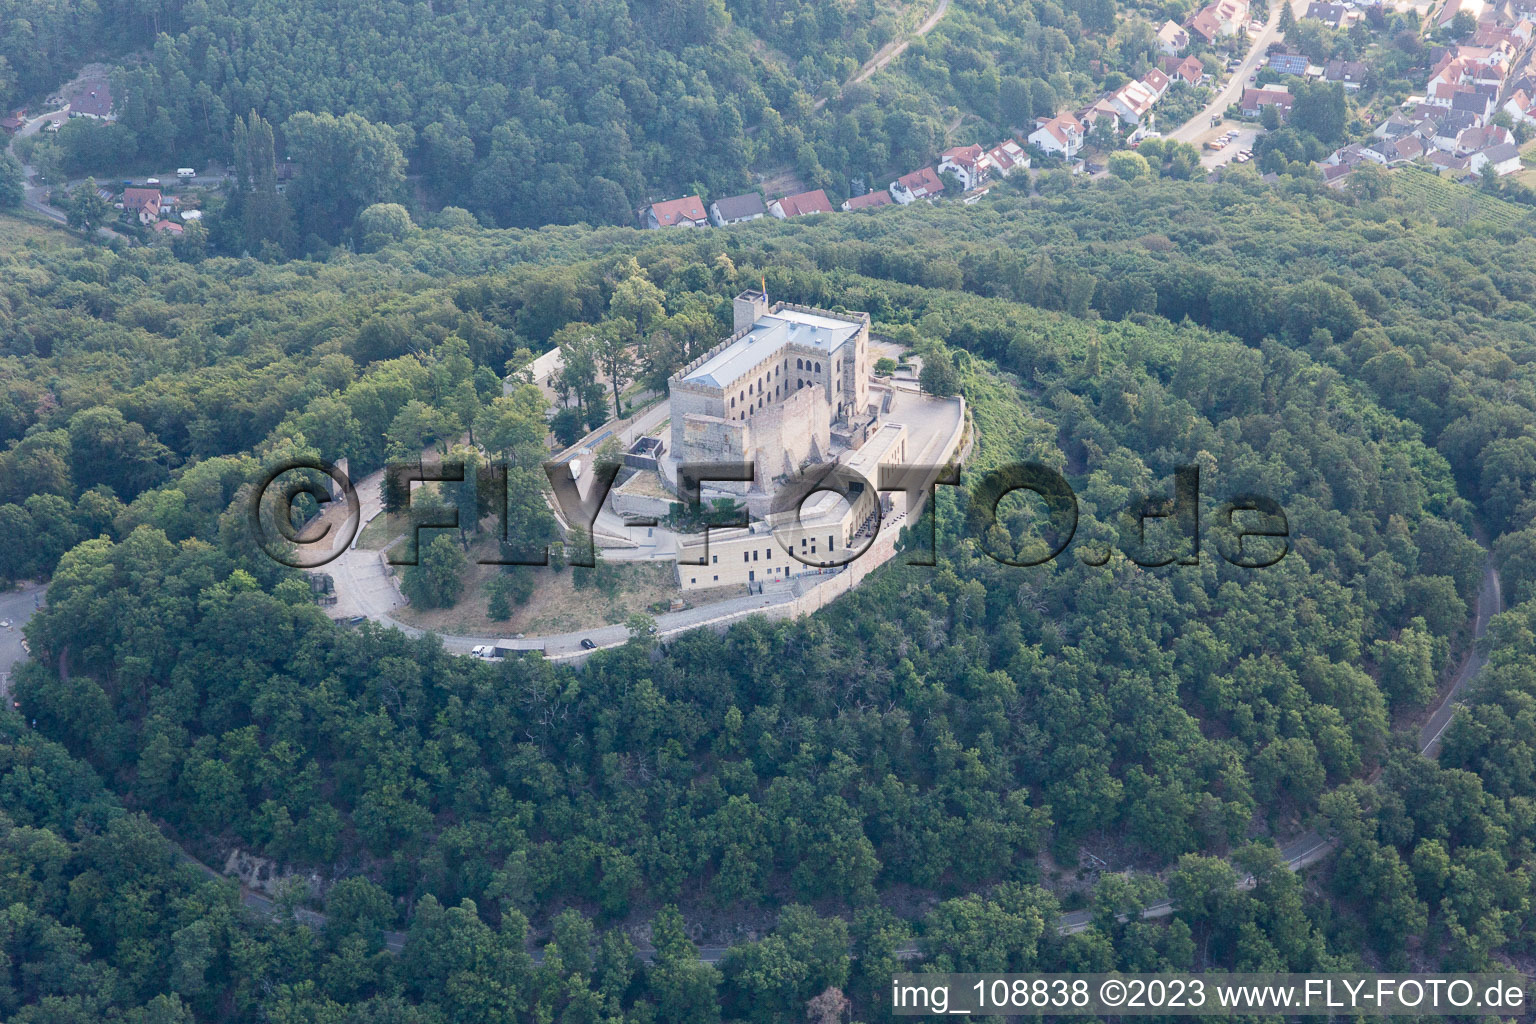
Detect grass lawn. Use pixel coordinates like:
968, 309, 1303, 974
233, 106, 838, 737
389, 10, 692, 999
389, 530, 732, 636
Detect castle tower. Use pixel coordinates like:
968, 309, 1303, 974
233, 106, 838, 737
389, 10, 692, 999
733, 289, 769, 334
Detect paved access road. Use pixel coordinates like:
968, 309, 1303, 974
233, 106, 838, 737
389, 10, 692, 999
0, 583, 44, 701
1167, 0, 1314, 147
1419, 560, 1503, 755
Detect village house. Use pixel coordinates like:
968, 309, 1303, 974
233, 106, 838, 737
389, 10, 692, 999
122, 188, 163, 225
1323, 59, 1370, 89
1325, 143, 1370, 167
1453, 123, 1512, 155
641, 196, 709, 228
1158, 20, 1190, 54
1, 109, 25, 135
1268, 51, 1310, 76
1503, 89, 1536, 123
841, 190, 893, 211
1373, 111, 1418, 140
1304, 2, 1349, 26
938, 144, 988, 190
1427, 150, 1473, 173
1108, 79, 1159, 124
152, 220, 183, 236
708, 192, 766, 226
68, 79, 114, 119
888, 166, 945, 203
1362, 136, 1424, 165
1187, 0, 1248, 42
1163, 54, 1207, 86
1470, 140, 1521, 175
983, 139, 1030, 176
1028, 113, 1086, 157
768, 189, 833, 218
1240, 86, 1294, 118
1437, 0, 1487, 30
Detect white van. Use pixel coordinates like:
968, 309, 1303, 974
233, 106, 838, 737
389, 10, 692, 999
177, 168, 196, 179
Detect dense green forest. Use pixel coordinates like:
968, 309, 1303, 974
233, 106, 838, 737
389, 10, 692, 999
8, 0, 1130, 240
2, 166, 1536, 1021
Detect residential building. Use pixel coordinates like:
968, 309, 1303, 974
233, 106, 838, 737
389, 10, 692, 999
641, 196, 709, 228
888, 166, 945, 203
1164, 55, 1207, 86
1028, 113, 1086, 157
1187, 8, 1222, 42
1503, 89, 1536, 123
1451, 90, 1494, 121
709, 192, 766, 226
1323, 59, 1369, 88
1304, 1, 1349, 25
768, 189, 833, 218
1240, 87, 1294, 118
983, 139, 1029, 176
1436, 0, 1487, 29
1269, 52, 1310, 75
1142, 67, 1172, 99
1427, 150, 1472, 172
1472, 140, 1521, 174
122, 188, 162, 225
841, 190, 893, 211
1454, 123, 1511, 155
1374, 111, 1418, 139
1158, 20, 1190, 54
1, 110, 24, 134
938, 144, 988, 189
1108, 79, 1158, 124
67, 79, 114, 119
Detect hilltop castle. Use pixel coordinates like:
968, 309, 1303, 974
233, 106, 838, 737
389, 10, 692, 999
667, 291, 873, 492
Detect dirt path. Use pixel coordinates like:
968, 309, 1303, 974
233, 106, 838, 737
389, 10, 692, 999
813, 0, 952, 110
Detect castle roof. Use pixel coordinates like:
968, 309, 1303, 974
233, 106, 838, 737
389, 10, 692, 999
683, 307, 861, 389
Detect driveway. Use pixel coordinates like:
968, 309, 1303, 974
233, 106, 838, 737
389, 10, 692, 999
0, 583, 45, 700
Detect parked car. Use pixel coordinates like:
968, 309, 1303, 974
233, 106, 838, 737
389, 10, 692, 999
580, 638, 597, 650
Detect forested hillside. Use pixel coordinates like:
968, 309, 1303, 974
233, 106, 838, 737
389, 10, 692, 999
9, 0, 1119, 234
3, 169, 1536, 1020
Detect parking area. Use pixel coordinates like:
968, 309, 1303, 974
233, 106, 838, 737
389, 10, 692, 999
1200, 124, 1262, 169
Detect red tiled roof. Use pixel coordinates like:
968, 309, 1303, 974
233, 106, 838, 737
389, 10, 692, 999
843, 190, 893, 210
773, 189, 833, 217
940, 144, 985, 168
647, 195, 707, 226
896, 167, 945, 196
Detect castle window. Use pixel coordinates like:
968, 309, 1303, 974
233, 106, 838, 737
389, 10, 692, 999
753, 550, 758, 561
743, 552, 749, 562
796, 358, 803, 369
814, 362, 821, 373
712, 555, 718, 564
730, 397, 735, 408
758, 397, 763, 408
797, 379, 803, 389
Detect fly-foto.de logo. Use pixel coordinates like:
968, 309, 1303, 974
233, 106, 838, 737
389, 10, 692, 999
248, 458, 1288, 572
